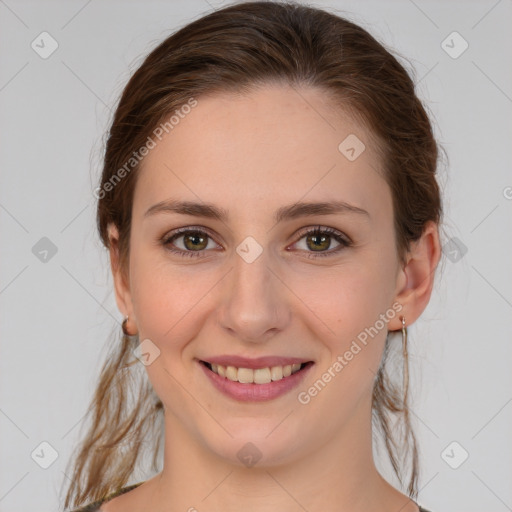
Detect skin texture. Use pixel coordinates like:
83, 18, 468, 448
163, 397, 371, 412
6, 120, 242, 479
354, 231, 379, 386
104, 84, 440, 512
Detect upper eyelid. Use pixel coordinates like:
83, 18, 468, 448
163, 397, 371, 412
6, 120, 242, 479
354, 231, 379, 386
295, 225, 349, 240
163, 226, 222, 245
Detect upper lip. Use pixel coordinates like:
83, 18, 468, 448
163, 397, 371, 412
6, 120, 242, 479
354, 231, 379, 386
200, 355, 313, 369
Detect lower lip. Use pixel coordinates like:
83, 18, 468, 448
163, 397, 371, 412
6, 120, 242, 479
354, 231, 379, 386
198, 361, 313, 402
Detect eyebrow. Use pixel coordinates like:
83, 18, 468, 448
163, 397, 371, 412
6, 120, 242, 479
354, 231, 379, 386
144, 199, 369, 223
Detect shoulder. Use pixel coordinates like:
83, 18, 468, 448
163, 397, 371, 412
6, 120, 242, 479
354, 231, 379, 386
70, 482, 145, 512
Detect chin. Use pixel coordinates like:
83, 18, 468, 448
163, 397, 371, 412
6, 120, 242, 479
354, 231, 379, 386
201, 424, 307, 469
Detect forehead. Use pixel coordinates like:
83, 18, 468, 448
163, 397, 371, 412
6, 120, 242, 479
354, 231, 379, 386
133, 84, 389, 219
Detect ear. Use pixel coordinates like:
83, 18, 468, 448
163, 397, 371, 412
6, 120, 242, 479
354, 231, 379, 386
107, 223, 136, 322
389, 221, 441, 330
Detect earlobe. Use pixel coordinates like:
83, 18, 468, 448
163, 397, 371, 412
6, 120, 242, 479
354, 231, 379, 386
390, 221, 441, 331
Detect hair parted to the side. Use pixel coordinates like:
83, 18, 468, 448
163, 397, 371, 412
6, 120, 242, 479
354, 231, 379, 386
63, 1, 442, 509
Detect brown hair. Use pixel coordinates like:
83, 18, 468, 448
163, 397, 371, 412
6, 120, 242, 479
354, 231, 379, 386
63, 1, 441, 509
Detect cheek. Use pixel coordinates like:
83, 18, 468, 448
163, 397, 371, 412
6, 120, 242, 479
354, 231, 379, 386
127, 253, 221, 413
295, 258, 395, 333
291, 265, 395, 423
290, 255, 397, 384
128, 243, 214, 345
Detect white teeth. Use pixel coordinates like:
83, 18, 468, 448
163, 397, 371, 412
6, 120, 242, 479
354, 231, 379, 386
208, 362, 305, 384
270, 365, 283, 381
254, 368, 272, 384
237, 367, 253, 384
226, 366, 238, 381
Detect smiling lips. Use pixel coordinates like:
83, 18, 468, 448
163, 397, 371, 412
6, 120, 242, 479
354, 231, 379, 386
201, 355, 311, 383
199, 356, 314, 401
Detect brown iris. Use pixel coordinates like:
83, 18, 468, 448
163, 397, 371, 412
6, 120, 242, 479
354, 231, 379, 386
306, 232, 331, 251
183, 231, 208, 251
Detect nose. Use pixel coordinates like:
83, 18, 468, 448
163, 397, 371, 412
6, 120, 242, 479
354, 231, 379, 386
218, 248, 291, 343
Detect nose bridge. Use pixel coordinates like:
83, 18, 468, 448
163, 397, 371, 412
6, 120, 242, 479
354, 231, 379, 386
218, 244, 290, 341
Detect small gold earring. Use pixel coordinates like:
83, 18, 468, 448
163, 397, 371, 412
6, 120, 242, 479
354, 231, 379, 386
122, 315, 138, 337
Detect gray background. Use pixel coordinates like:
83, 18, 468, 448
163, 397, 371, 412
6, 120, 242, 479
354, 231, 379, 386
1, 1, 511, 511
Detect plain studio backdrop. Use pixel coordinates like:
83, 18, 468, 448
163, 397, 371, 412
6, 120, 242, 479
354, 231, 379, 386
0, 1, 511, 511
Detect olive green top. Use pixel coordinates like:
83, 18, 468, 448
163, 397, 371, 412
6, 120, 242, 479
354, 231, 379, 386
70, 483, 143, 512
70, 482, 433, 512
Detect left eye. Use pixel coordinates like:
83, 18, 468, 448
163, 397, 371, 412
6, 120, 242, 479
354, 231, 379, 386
291, 226, 351, 257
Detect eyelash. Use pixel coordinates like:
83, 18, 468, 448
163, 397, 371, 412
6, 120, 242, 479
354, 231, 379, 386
161, 225, 352, 259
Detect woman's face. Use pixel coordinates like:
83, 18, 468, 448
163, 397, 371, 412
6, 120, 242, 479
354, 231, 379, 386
115, 84, 407, 466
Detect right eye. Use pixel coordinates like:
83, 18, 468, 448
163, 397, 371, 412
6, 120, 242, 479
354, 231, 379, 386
162, 227, 221, 258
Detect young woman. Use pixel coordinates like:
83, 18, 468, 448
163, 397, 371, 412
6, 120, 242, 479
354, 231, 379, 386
64, 2, 441, 511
